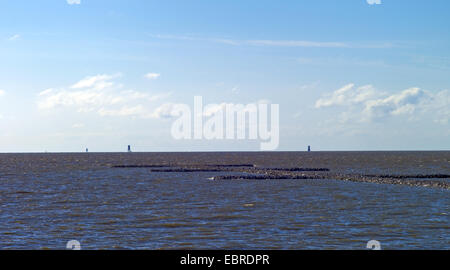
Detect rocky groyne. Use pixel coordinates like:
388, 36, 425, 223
112, 163, 450, 190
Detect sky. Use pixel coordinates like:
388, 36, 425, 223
0, 0, 449, 152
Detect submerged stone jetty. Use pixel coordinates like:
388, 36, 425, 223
261, 167, 330, 172
363, 174, 450, 179
112, 165, 172, 168
112, 163, 450, 190
112, 164, 255, 169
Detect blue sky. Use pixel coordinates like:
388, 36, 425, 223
0, 0, 449, 152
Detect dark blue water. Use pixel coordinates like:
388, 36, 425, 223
0, 152, 449, 249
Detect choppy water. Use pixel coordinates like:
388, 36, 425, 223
0, 152, 449, 250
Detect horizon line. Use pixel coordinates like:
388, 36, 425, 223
0, 150, 449, 154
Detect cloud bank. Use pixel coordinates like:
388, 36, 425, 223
144, 73, 161, 80
37, 74, 170, 118
315, 84, 449, 124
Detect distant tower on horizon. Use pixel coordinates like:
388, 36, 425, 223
308, 146, 311, 152
128, 145, 132, 153
86, 148, 88, 153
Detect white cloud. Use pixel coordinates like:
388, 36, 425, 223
71, 74, 120, 90
8, 34, 20, 41
315, 84, 449, 123
422, 89, 450, 124
37, 74, 169, 118
150, 103, 188, 119
144, 73, 161, 80
38, 88, 54, 96
367, 0, 382, 5
67, 0, 81, 5
246, 40, 349, 48
149, 34, 240, 46
315, 84, 380, 108
38, 87, 120, 111
150, 34, 392, 49
363, 88, 424, 119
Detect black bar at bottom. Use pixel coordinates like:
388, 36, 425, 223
0, 250, 446, 268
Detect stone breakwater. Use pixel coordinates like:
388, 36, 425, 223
364, 174, 450, 179
258, 167, 330, 172
112, 164, 450, 190
112, 164, 255, 169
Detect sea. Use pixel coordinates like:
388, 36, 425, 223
0, 151, 449, 250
